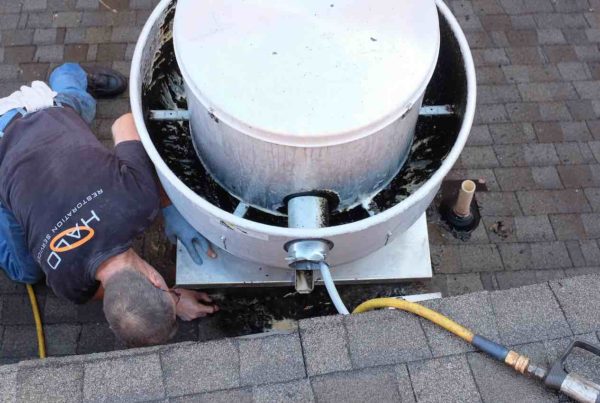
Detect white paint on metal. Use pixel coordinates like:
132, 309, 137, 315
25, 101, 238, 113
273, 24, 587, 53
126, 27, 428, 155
173, 0, 440, 146
129, 0, 476, 270
176, 214, 432, 287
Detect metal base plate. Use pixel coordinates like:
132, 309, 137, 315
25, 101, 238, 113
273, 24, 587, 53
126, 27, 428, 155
176, 214, 432, 288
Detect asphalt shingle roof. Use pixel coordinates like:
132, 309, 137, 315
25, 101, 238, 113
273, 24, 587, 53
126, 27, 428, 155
1, 274, 599, 402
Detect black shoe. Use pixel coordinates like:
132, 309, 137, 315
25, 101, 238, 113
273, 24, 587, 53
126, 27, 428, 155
83, 66, 127, 99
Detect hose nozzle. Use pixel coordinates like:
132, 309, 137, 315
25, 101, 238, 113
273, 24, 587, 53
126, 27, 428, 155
544, 340, 600, 403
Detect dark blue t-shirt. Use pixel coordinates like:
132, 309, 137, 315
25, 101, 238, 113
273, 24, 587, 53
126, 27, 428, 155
0, 107, 160, 303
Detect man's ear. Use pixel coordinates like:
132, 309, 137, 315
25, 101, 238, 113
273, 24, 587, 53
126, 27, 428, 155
143, 268, 166, 289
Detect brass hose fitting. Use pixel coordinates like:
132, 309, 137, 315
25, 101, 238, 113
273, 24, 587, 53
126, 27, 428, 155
505, 351, 530, 374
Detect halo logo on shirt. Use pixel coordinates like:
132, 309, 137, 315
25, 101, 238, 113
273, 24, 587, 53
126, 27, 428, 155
50, 225, 95, 253
46, 210, 100, 270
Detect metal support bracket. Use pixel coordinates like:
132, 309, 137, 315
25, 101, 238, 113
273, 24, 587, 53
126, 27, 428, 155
148, 109, 191, 121
419, 105, 454, 116
233, 202, 250, 218
149, 105, 455, 122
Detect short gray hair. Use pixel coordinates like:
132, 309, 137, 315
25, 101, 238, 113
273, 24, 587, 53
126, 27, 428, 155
103, 268, 177, 347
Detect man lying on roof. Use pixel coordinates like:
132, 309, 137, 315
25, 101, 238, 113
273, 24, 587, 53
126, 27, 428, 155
0, 63, 218, 347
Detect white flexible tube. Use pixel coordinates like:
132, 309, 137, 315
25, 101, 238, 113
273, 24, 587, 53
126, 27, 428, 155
319, 262, 350, 315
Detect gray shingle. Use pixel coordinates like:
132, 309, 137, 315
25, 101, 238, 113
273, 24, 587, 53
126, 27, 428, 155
491, 283, 572, 345
75, 0, 98, 10
161, 340, 240, 397
311, 366, 401, 403
22, 0, 47, 11
394, 364, 416, 403
409, 356, 481, 403
45, 324, 80, 356
574, 81, 600, 99
558, 62, 592, 80
514, 215, 556, 241
75, 301, 106, 323
17, 363, 83, 402
16, 345, 162, 369
77, 323, 116, 354
446, 273, 485, 296
345, 310, 431, 368
0, 272, 23, 294
239, 333, 305, 386
476, 191, 522, 216
459, 146, 500, 168
582, 213, 600, 237
467, 351, 558, 403
299, 315, 352, 376
530, 242, 572, 269
549, 274, 600, 334
34, 44, 64, 62
580, 240, 600, 266
517, 190, 591, 215
497, 243, 532, 270
476, 104, 509, 124
0, 365, 17, 403
52, 11, 83, 27
489, 122, 536, 144
1, 294, 45, 325
0, 326, 39, 358
420, 292, 500, 357
496, 270, 539, 289
33, 28, 57, 44
129, 0, 161, 10
518, 82, 578, 102
253, 379, 315, 403
170, 388, 253, 403
458, 244, 504, 272
550, 215, 588, 241
83, 353, 165, 402
43, 296, 78, 324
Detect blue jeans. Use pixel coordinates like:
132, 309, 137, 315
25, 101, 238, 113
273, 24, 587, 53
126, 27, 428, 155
50, 63, 97, 124
0, 63, 96, 283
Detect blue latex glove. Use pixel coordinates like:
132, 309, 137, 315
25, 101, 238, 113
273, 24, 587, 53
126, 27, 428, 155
162, 205, 214, 265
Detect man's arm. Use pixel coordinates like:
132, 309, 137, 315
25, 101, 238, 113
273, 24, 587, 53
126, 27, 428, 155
111, 113, 216, 263
111, 113, 141, 144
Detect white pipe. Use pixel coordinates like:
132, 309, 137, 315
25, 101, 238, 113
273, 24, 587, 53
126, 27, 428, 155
319, 262, 350, 315
453, 179, 476, 217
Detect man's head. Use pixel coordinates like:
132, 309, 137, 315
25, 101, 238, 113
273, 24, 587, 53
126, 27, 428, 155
103, 268, 177, 347
97, 249, 177, 347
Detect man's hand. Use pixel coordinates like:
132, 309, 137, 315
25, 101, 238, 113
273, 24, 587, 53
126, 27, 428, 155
111, 113, 141, 145
174, 289, 219, 321
162, 204, 216, 265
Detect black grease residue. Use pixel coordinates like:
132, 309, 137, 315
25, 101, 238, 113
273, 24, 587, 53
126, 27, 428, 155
203, 282, 431, 339
142, 5, 465, 228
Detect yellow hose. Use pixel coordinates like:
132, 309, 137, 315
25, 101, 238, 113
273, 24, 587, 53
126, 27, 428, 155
352, 297, 474, 343
26, 284, 46, 359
